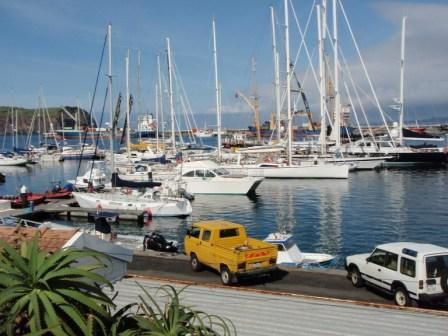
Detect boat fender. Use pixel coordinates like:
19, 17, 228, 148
144, 208, 153, 225
96, 203, 102, 215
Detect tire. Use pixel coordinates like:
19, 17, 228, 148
190, 254, 202, 272
220, 266, 233, 285
394, 287, 410, 307
349, 266, 364, 288
441, 269, 448, 293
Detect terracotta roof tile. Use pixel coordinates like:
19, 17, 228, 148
0, 227, 78, 253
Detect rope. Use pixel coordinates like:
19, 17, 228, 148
75, 30, 108, 180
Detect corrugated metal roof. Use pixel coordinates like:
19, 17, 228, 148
108, 277, 448, 336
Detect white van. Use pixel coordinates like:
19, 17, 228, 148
345, 242, 448, 306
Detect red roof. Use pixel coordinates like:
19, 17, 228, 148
0, 226, 78, 252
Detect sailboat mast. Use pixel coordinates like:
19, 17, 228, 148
270, 6, 282, 143
332, 0, 341, 147
155, 83, 160, 151
251, 57, 261, 143
166, 38, 176, 153
284, 0, 292, 165
399, 17, 407, 146
107, 24, 115, 178
157, 55, 165, 147
125, 50, 131, 161
77, 105, 81, 145
137, 50, 142, 142
317, 1, 327, 154
212, 18, 222, 160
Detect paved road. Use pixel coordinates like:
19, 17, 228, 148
129, 253, 393, 305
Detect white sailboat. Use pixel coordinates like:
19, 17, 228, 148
72, 25, 193, 218
0, 153, 28, 166
225, 1, 349, 179
72, 190, 192, 217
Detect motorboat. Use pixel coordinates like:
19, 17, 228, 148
264, 232, 335, 267
67, 161, 109, 190
175, 160, 264, 195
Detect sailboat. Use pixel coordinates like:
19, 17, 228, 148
328, 16, 446, 167
72, 26, 193, 218
224, 2, 350, 179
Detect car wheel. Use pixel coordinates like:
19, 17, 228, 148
440, 269, 448, 293
394, 287, 410, 307
190, 254, 202, 272
349, 266, 364, 287
220, 266, 233, 285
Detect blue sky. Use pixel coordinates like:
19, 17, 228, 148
1, 0, 447, 128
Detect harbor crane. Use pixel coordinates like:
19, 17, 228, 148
234, 90, 261, 143
290, 64, 315, 131
235, 57, 262, 143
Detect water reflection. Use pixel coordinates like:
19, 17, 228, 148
0, 147, 447, 269
315, 180, 348, 258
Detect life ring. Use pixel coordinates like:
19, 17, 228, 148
124, 187, 132, 195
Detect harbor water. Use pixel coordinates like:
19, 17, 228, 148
1, 136, 447, 268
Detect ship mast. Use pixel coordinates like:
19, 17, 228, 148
399, 17, 407, 146
212, 18, 222, 161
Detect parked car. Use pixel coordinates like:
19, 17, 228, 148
345, 242, 448, 307
184, 220, 278, 285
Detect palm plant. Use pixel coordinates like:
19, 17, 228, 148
0, 236, 115, 336
129, 282, 237, 336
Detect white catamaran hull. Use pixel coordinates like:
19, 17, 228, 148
73, 192, 192, 217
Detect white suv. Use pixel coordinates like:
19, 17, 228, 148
345, 242, 448, 307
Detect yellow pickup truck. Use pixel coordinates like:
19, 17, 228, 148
184, 220, 278, 285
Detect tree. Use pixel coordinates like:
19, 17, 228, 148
0, 236, 115, 335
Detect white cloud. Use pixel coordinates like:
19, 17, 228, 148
345, 1, 448, 121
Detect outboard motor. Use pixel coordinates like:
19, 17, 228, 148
94, 217, 112, 234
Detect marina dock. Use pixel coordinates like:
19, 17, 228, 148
1, 199, 149, 225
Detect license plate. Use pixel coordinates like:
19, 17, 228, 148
252, 262, 262, 268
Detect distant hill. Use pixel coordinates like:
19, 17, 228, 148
0, 106, 95, 134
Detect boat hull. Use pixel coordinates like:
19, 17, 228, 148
0, 157, 28, 166
227, 163, 349, 179
72, 192, 192, 217
181, 176, 263, 195
383, 152, 447, 168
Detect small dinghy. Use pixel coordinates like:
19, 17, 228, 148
0, 193, 46, 208
264, 232, 334, 267
87, 211, 119, 224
